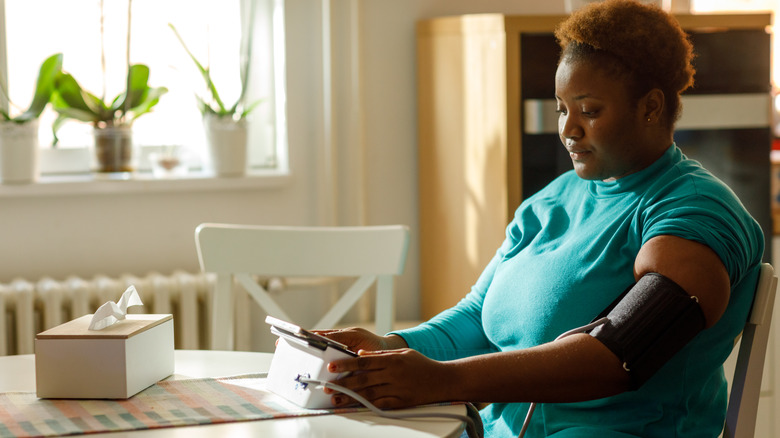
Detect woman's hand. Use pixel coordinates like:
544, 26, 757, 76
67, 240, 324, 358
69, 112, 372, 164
325, 348, 454, 410
314, 327, 408, 353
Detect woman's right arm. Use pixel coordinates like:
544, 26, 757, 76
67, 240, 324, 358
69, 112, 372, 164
320, 246, 507, 359
322, 216, 522, 357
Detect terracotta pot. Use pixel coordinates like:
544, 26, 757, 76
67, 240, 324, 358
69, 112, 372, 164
0, 119, 40, 184
203, 114, 248, 177
93, 126, 133, 173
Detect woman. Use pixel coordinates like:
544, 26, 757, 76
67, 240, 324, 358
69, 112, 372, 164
319, 1, 764, 436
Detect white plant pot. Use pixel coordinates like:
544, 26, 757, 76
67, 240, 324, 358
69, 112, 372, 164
204, 115, 248, 177
0, 119, 40, 184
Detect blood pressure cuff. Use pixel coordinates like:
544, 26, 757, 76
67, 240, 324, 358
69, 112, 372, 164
589, 273, 706, 389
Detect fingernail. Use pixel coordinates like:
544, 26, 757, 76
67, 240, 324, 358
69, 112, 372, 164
328, 363, 337, 372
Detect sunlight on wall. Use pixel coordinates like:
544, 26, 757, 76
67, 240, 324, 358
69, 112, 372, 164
692, 0, 775, 11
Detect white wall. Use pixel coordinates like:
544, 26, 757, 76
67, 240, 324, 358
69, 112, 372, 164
357, 0, 564, 318
0, 0, 564, 322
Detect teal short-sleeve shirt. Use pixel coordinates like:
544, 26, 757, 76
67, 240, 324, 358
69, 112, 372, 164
396, 144, 764, 437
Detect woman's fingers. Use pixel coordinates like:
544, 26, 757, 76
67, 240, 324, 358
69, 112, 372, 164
324, 348, 451, 409
313, 327, 384, 352
328, 349, 395, 374
325, 349, 438, 409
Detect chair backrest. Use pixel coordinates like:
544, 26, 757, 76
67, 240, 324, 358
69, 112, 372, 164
195, 223, 410, 351
724, 262, 778, 438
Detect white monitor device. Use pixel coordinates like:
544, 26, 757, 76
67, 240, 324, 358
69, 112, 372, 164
265, 316, 356, 409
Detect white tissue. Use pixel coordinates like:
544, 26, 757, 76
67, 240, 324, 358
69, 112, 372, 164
88, 285, 144, 331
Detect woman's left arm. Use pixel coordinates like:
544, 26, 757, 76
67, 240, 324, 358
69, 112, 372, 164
633, 234, 730, 328
327, 235, 730, 409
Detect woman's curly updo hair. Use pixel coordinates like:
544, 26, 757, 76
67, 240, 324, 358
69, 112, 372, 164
555, 0, 695, 126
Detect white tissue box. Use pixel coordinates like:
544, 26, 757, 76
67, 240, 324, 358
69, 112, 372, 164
35, 314, 174, 399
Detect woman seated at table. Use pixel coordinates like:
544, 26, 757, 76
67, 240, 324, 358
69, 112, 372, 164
319, 1, 765, 437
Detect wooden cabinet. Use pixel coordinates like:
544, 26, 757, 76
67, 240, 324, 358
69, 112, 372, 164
416, 13, 772, 318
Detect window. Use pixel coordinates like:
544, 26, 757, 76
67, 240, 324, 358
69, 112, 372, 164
0, 0, 285, 175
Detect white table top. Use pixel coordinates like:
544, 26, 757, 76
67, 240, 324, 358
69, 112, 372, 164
0, 350, 466, 438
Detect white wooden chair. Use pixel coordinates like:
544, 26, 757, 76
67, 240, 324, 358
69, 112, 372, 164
195, 223, 410, 351
724, 262, 778, 438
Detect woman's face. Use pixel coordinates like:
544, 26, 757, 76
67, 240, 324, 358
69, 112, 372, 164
555, 57, 656, 181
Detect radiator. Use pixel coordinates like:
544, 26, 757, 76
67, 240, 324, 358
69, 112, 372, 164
0, 271, 216, 356
1, 272, 383, 356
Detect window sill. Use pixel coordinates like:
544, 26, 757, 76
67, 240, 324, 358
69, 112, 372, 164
0, 168, 292, 198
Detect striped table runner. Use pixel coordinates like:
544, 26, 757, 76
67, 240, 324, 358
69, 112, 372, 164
0, 374, 357, 437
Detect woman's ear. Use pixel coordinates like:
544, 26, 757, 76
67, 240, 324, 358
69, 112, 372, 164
641, 88, 665, 124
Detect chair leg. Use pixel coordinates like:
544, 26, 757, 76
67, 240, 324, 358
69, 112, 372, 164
375, 276, 394, 335
211, 274, 234, 351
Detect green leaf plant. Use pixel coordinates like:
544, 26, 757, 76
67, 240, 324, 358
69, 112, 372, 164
169, 22, 263, 120
50, 64, 168, 145
0, 53, 63, 124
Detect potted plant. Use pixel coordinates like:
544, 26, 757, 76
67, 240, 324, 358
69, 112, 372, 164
0, 53, 63, 183
51, 64, 167, 173
169, 21, 263, 177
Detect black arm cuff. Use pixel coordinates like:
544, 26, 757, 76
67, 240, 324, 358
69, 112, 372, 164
589, 273, 706, 389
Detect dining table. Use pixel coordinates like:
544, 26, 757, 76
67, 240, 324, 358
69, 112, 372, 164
0, 349, 468, 437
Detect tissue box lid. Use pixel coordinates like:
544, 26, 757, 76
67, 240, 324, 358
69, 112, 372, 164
36, 314, 173, 340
